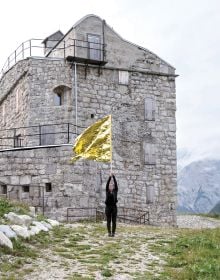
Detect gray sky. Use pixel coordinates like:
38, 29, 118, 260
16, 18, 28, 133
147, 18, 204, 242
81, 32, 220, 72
1, 0, 220, 160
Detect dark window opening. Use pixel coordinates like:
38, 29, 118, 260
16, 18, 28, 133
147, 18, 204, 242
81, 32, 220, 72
14, 134, 22, 148
91, 114, 94, 119
45, 183, 52, 192
53, 85, 71, 106
22, 185, 30, 193
0, 184, 7, 195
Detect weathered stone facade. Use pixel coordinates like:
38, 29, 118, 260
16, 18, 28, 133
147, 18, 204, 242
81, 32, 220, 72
0, 15, 177, 226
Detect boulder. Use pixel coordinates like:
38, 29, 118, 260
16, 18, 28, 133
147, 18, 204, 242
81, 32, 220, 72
0, 225, 17, 239
4, 212, 33, 227
32, 221, 49, 232
29, 207, 36, 217
0, 231, 13, 249
41, 221, 52, 230
11, 225, 30, 239
29, 225, 41, 236
47, 219, 60, 227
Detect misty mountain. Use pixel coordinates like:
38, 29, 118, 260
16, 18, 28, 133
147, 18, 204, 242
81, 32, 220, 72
177, 157, 220, 213
209, 201, 220, 214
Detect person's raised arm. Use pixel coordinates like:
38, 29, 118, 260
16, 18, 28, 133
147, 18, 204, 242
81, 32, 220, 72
106, 176, 111, 192
112, 175, 118, 192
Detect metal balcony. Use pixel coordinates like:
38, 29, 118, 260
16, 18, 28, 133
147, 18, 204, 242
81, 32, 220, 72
1, 38, 107, 79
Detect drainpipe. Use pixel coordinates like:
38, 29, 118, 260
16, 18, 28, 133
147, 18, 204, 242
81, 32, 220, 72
102, 20, 106, 61
73, 62, 78, 135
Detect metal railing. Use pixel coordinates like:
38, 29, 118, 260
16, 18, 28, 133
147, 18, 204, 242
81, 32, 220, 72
1, 39, 45, 78
1, 38, 106, 79
66, 207, 150, 225
0, 122, 86, 151
67, 207, 101, 222
117, 207, 150, 224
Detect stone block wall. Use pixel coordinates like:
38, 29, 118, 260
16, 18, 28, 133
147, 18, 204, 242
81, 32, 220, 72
0, 146, 99, 221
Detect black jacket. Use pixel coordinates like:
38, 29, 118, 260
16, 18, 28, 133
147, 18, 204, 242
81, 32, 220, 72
105, 175, 118, 207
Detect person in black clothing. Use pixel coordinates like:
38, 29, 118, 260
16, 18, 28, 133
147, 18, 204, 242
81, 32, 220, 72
105, 173, 118, 237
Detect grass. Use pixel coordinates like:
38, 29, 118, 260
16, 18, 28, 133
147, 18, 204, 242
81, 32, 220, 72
178, 212, 220, 220
161, 228, 220, 280
197, 213, 220, 220
0, 198, 29, 218
101, 268, 112, 277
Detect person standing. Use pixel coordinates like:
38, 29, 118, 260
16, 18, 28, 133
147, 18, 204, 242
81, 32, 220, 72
105, 173, 118, 237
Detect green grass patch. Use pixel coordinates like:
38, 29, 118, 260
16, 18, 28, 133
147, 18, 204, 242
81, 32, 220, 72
196, 213, 220, 220
101, 268, 113, 277
0, 198, 29, 218
162, 228, 220, 280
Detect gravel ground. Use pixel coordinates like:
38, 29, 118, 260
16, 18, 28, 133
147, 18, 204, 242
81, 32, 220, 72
177, 214, 220, 229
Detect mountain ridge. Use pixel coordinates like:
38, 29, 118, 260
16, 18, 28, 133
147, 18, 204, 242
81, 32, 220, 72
177, 150, 220, 213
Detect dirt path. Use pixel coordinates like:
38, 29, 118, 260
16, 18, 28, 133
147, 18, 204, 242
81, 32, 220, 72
20, 222, 173, 280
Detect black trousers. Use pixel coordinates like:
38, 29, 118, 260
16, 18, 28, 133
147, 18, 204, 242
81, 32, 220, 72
105, 205, 117, 234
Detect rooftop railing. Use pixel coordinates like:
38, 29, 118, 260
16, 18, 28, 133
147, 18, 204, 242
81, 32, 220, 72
0, 38, 106, 79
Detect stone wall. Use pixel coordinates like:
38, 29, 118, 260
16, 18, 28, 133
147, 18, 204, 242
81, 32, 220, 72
0, 60, 30, 148
0, 145, 99, 221
0, 142, 176, 225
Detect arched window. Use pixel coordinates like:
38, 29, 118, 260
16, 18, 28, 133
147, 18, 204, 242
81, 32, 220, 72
54, 92, 62, 106
53, 85, 71, 106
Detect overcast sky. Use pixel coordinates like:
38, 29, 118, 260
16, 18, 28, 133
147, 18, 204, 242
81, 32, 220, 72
1, 0, 219, 160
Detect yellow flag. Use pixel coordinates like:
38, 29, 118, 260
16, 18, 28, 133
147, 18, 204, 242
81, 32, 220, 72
71, 115, 112, 163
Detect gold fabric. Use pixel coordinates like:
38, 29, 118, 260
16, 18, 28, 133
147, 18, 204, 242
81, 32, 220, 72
71, 115, 112, 163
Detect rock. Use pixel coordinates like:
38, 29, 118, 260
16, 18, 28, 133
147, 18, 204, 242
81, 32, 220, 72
0, 231, 13, 249
47, 219, 60, 227
29, 225, 41, 236
0, 225, 17, 239
11, 225, 30, 239
4, 212, 33, 227
32, 221, 49, 232
29, 207, 36, 217
41, 221, 52, 230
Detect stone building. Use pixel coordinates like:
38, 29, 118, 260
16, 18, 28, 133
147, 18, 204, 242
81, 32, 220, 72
0, 15, 177, 226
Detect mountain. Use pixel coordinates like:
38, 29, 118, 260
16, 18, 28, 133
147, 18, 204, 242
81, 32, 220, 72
177, 159, 220, 213
209, 201, 220, 214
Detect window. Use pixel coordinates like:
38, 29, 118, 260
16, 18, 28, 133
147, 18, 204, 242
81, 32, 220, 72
88, 34, 101, 60
22, 185, 30, 193
14, 134, 22, 148
0, 184, 7, 195
143, 142, 156, 165
145, 97, 155, 121
146, 185, 155, 204
119, 71, 129, 85
45, 183, 52, 192
54, 92, 62, 106
40, 125, 55, 145
53, 85, 71, 106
